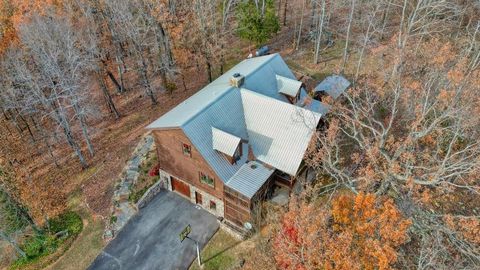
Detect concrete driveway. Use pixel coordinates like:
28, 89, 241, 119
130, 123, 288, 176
89, 190, 219, 270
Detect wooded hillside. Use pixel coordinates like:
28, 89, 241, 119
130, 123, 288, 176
0, 0, 479, 269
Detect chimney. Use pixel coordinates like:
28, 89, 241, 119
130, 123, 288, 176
229, 73, 245, 88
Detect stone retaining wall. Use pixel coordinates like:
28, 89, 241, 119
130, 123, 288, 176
104, 132, 155, 241
136, 178, 165, 209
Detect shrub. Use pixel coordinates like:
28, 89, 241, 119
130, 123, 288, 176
11, 211, 83, 268
110, 215, 117, 224
148, 163, 160, 177
165, 81, 177, 94
49, 211, 83, 236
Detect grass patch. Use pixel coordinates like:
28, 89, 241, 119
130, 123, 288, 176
129, 150, 160, 203
44, 211, 104, 270
10, 211, 83, 270
189, 230, 241, 270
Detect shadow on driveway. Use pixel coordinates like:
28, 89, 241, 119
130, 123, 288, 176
89, 190, 219, 270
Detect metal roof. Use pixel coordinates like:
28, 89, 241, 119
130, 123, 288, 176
146, 54, 280, 130
147, 53, 326, 197
297, 88, 330, 115
212, 127, 241, 157
276, 75, 302, 97
240, 89, 321, 176
182, 89, 249, 182
225, 161, 274, 199
314, 75, 351, 99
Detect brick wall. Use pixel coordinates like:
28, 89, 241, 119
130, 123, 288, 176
153, 129, 225, 200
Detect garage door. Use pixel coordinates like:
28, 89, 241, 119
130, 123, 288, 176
171, 177, 190, 198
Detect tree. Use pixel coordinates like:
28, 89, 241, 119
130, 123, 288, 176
274, 192, 411, 270
237, 0, 279, 45
306, 31, 480, 268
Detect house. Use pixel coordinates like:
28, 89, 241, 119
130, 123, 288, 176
146, 53, 329, 228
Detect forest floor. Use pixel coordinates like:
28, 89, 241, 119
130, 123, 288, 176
0, 20, 372, 269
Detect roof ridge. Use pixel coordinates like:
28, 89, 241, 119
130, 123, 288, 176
181, 54, 280, 128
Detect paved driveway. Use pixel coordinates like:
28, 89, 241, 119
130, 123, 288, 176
89, 190, 219, 270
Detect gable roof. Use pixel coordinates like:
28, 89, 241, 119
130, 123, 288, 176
276, 75, 302, 97
212, 127, 241, 157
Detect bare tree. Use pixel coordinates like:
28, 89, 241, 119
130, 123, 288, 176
341, 0, 356, 72
8, 11, 99, 167
307, 26, 480, 268
313, 0, 327, 64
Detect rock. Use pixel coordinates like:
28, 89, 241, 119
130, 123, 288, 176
115, 185, 131, 202
104, 229, 114, 240
126, 170, 140, 182
129, 156, 142, 169
271, 188, 289, 206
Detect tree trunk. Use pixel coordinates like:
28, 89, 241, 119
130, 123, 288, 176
206, 61, 213, 83
283, 0, 288, 26
138, 53, 157, 105
314, 0, 326, 64
15, 109, 35, 142
107, 71, 123, 93
341, 0, 356, 72
0, 232, 26, 258
295, 0, 306, 50
181, 72, 187, 91
55, 105, 88, 168
355, 7, 377, 81
79, 115, 94, 157
99, 73, 121, 119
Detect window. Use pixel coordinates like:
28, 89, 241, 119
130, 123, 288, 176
182, 143, 192, 157
199, 172, 215, 188
210, 200, 216, 210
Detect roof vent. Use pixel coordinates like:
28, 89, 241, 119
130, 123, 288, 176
230, 73, 245, 88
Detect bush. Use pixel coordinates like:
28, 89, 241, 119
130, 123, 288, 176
165, 81, 177, 94
11, 212, 83, 269
17, 234, 57, 262
49, 211, 83, 236
148, 163, 160, 177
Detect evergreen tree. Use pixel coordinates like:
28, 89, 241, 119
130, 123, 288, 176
236, 0, 279, 45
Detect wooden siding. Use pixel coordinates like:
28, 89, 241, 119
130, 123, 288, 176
224, 174, 275, 226
153, 129, 224, 200
224, 186, 251, 226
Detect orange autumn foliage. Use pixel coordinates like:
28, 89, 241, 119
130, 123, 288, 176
274, 193, 411, 270
0, 0, 61, 54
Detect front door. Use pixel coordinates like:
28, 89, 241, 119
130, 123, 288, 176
171, 177, 190, 198
195, 192, 202, 205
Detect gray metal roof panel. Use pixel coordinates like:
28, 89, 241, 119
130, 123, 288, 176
240, 88, 321, 176
182, 89, 249, 182
297, 88, 330, 115
314, 75, 351, 99
146, 54, 280, 129
225, 161, 274, 198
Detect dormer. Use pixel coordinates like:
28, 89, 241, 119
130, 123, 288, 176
276, 75, 302, 104
212, 127, 242, 164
